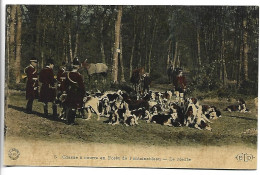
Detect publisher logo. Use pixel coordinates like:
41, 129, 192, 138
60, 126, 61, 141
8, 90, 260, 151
8, 148, 20, 160
236, 153, 255, 162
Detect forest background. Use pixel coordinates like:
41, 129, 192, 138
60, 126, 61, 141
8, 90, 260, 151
5, 5, 259, 97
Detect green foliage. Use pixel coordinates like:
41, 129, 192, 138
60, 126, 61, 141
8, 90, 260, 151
239, 80, 258, 96
8, 82, 26, 91
150, 72, 169, 84
153, 76, 169, 84
6, 5, 258, 95
189, 64, 222, 92
216, 88, 233, 98
188, 87, 256, 101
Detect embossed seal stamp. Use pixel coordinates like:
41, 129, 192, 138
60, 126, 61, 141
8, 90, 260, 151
8, 148, 20, 160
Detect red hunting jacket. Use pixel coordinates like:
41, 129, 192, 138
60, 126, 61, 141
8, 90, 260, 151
39, 66, 56, 103
57, 67, 67, 93
64, 71, 85, 109
24, 64, 39, 100
175, 76, 186, 91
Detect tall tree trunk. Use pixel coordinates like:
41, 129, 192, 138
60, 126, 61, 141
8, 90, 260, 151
68, 28, 73, 62
197, 27, 202, 68
15, 5, 22, 84
41, 27, 46, 69
232, 24, 238, 80
6, 6, 11, 108
166, 41, 172, 69
129, 33, 136, 77
138, 40, 142, 67
242, 18, 249, 81
74, 33, 79, 59
234, 11, 240, 85
237, 38, 243, 88
231, 36, 236, 80
112, 5, 122, 84
9, 5, 17, 83
172, 41, 178, 69
148, 20, 157, 74
221, 29, 228, 86
109, 20, 114, 65
177, 51, 181, 68
35, 6, 41, 63
66, 7, 73, 63
204, 29, 209, 64
63, 37, 68, 64
74, 6, 81, 58
41, 51, 44, 69
144, 13, 148, 72
119, 32, 125, 82
100, 18, 106, 64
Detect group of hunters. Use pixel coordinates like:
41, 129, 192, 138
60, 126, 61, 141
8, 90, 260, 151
24, 57, 84, 125
24, 57, 187, 125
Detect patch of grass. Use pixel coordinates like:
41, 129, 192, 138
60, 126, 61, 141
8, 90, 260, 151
188, 88, 257, 101
5, 92, 258, 148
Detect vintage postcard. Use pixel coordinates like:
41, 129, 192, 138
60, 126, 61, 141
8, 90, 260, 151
2, 3, 259, 171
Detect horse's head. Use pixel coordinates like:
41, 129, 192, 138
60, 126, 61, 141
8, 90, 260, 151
140, 67, 145, 75
81, 59, 90, 70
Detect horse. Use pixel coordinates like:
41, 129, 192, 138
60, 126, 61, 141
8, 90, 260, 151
81, 59, 108, 87
130, 67, 145, 93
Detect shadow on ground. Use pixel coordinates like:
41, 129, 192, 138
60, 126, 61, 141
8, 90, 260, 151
8, 104, 64, 123
225, 114, 257, 121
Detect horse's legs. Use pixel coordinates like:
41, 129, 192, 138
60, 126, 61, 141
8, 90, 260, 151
137, 83, 139, 94
102, 76, 105, 92
88, 75, 91, 88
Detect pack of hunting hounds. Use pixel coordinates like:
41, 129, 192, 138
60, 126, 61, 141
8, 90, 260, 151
58, 89, 251, 131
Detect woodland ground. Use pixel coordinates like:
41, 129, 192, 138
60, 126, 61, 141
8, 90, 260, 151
4, 84, 258, 148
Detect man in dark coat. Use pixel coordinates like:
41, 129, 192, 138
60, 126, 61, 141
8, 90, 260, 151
39, 58, 57, 117
142, 73, 151, 93
64, 58, 85, 125
24, 58, 39, 113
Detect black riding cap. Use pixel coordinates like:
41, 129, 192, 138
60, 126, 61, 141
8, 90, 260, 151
46, 58, 54, 65
176, 68, 183, 72
73, 57, 80, 66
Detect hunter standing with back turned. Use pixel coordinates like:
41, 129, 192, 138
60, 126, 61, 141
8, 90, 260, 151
64, 57, 85, 125
24, 57, 39, 114
39, 58, 57, 117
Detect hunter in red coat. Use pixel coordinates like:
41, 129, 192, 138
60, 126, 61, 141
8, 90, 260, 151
39, 58, 57, 117
174, 69, 187, 93
64, 71, 85, 108
64, 57, 85, 125
24, 58, 39, 113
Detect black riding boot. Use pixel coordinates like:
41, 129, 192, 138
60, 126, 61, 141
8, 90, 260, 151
80, 108, 85, 119
26, 99, 33, 113
44, 103, 48, 117
65, 108, 70, 124
70, 109, 77, 124
52, 103, 58, 117
67, 108, 77, 125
